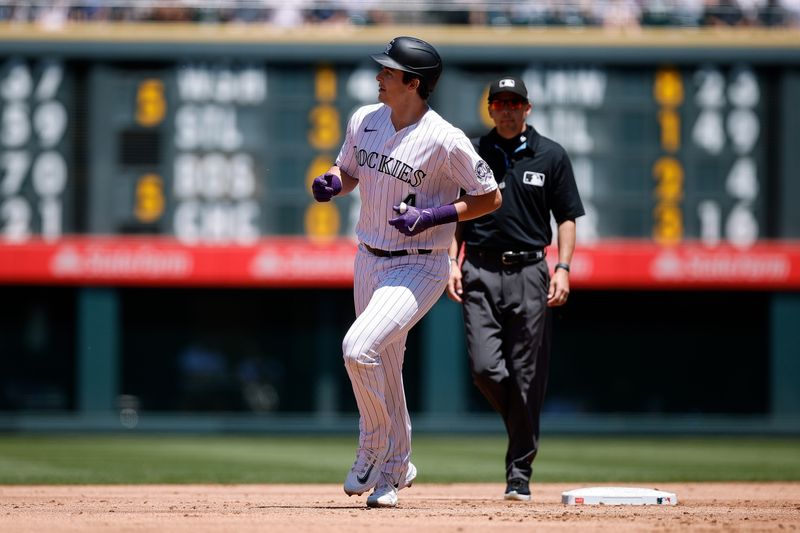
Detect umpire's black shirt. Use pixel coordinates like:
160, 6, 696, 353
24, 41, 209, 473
463, 125, 585, 251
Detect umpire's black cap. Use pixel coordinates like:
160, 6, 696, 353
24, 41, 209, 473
371, 36, 443, 92
488, 75, 528, 101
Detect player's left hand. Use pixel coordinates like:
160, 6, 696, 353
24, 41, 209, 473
388, 204, 434, 236
547, 270, 570, 307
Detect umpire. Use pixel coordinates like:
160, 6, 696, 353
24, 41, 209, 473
447, 75, 584, 501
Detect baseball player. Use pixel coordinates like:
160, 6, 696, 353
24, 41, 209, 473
311, 36, 501, 508
446, 75, 584, 501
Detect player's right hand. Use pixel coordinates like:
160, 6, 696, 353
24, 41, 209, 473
311, 172, 342, 202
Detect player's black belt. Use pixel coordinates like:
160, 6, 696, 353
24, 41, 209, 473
467, 248, 545, 266
362, 243, 432, 258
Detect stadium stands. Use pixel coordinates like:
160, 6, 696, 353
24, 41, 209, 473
0, 0, 797, 28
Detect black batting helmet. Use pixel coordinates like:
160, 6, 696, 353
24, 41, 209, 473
370, 36, 443, 93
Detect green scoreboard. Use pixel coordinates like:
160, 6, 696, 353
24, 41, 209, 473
87, 62, 365, 241
0, 59, 75, 241
1, 26, 799, 288
440, 64, 770, 247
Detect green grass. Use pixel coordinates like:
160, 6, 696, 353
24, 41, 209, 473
0, 435, 798, 484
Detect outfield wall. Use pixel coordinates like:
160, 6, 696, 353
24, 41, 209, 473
0, 24, 798, 433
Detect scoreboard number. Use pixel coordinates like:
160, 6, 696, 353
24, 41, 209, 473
693, 67, 761, 249
1, 60, 68, 242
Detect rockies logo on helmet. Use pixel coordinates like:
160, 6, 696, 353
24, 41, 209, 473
370, 36, 443, 94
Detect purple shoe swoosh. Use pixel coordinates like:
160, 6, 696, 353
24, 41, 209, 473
357, 462, 375, 484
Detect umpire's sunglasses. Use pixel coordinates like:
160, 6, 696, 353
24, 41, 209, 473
489, 99, 527, 111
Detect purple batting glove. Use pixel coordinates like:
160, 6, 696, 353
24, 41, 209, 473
388, 203, 458, 236
311, 173, 342, 202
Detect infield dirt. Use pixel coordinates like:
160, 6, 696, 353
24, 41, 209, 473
1, 482, 798, 532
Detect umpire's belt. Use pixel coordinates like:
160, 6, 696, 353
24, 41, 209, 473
362, 243, 432, 258
468, 248, 545, 266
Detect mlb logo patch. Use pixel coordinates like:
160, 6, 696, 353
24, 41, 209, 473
523, 171, 545, 186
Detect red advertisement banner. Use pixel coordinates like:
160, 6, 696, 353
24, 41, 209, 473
1, 237, 799, 290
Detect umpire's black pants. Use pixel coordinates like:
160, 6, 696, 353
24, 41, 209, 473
461, 253, 552, 483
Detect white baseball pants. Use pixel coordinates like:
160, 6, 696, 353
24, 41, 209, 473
342, 245, 449, 485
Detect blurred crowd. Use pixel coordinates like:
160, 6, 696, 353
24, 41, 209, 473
0, 1, 798, 28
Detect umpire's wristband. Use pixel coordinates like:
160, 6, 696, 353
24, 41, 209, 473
555, 262, 570, 273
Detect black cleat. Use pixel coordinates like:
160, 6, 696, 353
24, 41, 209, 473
504, 478, 531, 501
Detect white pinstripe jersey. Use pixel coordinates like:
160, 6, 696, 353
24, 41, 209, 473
336, 103, 497, 251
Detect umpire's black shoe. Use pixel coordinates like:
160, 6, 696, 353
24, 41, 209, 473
504, 478, 531, 501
